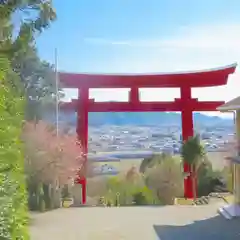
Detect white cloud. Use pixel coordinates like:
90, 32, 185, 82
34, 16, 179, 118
84, 24, 240, 51
65, 24, 240, 117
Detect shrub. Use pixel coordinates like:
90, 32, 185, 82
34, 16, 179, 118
103, 173, 159, 206
145, 156, 184, 204
132, 192, 146, 205
197, 158, 228, 196
180, 135, 206, 200
87, 176, 108, 198
23, 121, 84, 185
132, 186, 161, 205
0, 59, 29, 239
139, 153, 171, 174
22, 121, 85, 210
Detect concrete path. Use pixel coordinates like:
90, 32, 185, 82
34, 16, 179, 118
30, 204, 240, 240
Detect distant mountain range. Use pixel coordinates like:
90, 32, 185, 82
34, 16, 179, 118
44, 110, 233, 127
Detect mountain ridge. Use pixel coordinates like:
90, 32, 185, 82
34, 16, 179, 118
44, 110, 233, 127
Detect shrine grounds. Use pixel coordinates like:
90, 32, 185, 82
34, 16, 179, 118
30, 151, 237, 239
30, 204, 240, 240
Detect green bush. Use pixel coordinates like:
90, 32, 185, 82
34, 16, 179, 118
132, 192, 146, 205
132, 186, 161, 205
103, 175, 159, 206
0, 59, 29, 239
197, 159, 214, 196
222, 165, 233, 193
197, 159, 227, 196
145, 156, 184, 204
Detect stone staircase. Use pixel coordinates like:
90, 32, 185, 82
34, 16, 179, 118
218, 206, 233, 219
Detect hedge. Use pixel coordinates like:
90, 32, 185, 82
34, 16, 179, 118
0, 56, 29, 239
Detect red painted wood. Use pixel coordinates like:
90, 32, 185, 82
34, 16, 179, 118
59, 64, 236, 88
60, 100, 225, 112
76, 87, 89, 205
129, 87, 140, 103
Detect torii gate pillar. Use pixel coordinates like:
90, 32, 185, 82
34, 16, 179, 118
75, 87, 89, 204
181, 86, 194, 198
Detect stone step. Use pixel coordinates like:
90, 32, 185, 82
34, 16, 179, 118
218, 206, 233, 220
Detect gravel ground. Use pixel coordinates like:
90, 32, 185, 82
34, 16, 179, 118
30, 203, 240, 240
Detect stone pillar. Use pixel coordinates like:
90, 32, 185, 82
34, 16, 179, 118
72, 184, 83, 206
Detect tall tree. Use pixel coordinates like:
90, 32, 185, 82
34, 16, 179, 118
12, 45, 59, 120
1, 1, 56, 56
1, 0, 57, 121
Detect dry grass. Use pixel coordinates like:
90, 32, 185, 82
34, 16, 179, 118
206, 152, 229, 170
95, 155, 182, 173
87, 176, 108, 198
96, 158, 142, 172
94, 152, 226, 174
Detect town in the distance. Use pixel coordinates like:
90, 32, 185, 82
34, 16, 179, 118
88, 124, 234, 155
45, 109, 235, 175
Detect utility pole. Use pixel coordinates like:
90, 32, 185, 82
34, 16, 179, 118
55, 48, 59, 137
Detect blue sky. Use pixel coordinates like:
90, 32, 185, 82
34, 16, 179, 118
37, 0, 240, 117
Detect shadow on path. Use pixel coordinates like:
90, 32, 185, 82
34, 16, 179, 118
154, 215, 240, 240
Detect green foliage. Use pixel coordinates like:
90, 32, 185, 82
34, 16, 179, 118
0, 1, 56, 56
1, 1, 58, 122
0, 56, 29, 239
132, 192, 146, 205
181, 137, 227, 197
145, 156, 184, 204
197, 159, 224, 196
12, 46, 61, 121
103, 175, 160, 206
0, 1, 56, 238
139, 153, 172, 174
181, 135, 206, 199
132, 186, 160, 205
181, 135, 205, 166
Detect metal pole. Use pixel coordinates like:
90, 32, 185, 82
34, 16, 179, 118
55, 48, 59, 137
54, 48, 60, 191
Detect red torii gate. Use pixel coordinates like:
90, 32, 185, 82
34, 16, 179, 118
59, 63, 237, 204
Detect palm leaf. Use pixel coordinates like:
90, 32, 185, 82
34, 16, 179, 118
180, 135, 205, 166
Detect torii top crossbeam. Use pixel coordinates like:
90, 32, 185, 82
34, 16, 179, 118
59, 63, 237, 89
